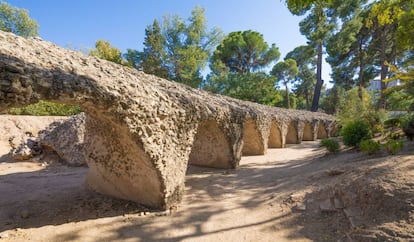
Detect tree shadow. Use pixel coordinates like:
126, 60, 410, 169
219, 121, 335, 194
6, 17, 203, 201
0, 153, 151, 233
35, 143, 352, 241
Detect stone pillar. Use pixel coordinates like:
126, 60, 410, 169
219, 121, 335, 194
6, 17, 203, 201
83, 115, 165, 208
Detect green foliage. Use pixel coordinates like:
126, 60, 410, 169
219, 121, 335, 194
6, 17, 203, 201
205, 72, 283, 106
286, 45, 316, 110
384, 117, 403, 129
0, 1, 38, 37
337, 87, 373, 125
320, 138, 340, 153
131, 6, 223, 88
402, 114, 414, 140
292, 0, 336, 111
385, 90, 413, 111
360, 110, 387, 134
129, 19, 168, 78
271, 59, 298, 109
341, 120, 372, 147
206, 30, 281, 106
211, 30, 280, 74
359, 139, 381, 155
89, 40, 125, 65
384, 139, 404, 155
321, 86, 346, 114
7, 100, 82, 116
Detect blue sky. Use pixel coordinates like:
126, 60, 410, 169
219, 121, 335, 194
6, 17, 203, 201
6, 0, 331, 83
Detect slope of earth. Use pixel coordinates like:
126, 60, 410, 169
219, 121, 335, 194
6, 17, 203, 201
0, 115, 413, 241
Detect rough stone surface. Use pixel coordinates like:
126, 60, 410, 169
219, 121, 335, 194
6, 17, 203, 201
11, 139, 40, 160
38, 113, 86, 166
0, 31, 336, 209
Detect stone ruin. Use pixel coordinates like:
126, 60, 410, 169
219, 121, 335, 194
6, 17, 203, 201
0, 31, 336, 210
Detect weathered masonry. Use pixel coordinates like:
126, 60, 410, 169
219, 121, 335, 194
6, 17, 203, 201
0, 31, 336, 209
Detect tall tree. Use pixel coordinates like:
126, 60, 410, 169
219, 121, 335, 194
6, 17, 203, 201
128, 19, 169, 78
366, 0, 402, 109
131, 6, 222, 88
286, 45, 316, 110
271, 59, 298, 109
205, 30, 281, 106
211, 30, 280, 74
287, 0, 336, 112
326, 0, 373, 101
89, 40, 124, 65
0, 1, 38, 37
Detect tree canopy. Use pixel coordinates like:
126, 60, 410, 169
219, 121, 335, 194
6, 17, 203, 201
129, 6, 222, 88
211, 30, 280, 74
89, 40, 125, 65
0, 1, 38, 37
271, 59, 298, 109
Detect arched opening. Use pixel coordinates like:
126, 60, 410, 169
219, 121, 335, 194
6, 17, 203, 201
317, 122, 328, 139
286, 121, 298, 144
188, 120, 233, 169
0, 113, 150, 232
1, 99, 166, 208
268, 121, 282, 148
302, 122, 314, 141
242, 119, 265, 155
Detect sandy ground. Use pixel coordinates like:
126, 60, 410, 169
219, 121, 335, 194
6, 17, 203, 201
0, 115, 413, 242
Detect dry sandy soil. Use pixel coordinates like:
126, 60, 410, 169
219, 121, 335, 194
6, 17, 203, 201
0, 115, 413, 242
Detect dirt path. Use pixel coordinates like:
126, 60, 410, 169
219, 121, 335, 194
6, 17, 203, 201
0, 116, 413, 241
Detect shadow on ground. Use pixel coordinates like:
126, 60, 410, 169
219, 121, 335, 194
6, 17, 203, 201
1, 141, 413, 241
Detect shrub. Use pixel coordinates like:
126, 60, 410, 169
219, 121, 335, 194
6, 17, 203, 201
341, 120, 372, 147
361, 110, 386, 133
359, 139, 381, 155
384, 117, 402, 129
402, 114, 414, 141
7, 100, 82, 116
320, 138, 340, 153
384, 139, 404, 155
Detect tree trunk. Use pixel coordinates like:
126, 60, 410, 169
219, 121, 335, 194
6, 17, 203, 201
358, 38, 364, 102
379, 28, 387, 110
285, 82, 290, 109
311, 42, 323, 112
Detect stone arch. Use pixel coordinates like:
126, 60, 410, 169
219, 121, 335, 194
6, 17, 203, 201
268, 121, 282, 148
242, 119, 265, 155
84, 115, 164, 208
302, 122, 314, 141
188, 120, 233, 169
0, 30, 337, 209
317, 122, 328, 139
286, 121, 299, 144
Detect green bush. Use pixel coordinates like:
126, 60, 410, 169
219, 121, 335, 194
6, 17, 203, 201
341, 120, 372, 147
384, 139, 404, 155
359, 139, 381, 155
361, 110, 386, 134
320, 138, 340, 153
384, 117, 403, 129
7, 100, 82, 116
402, 114, 414, 141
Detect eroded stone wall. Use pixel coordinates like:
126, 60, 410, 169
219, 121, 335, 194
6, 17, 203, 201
0, 31, 336, 209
